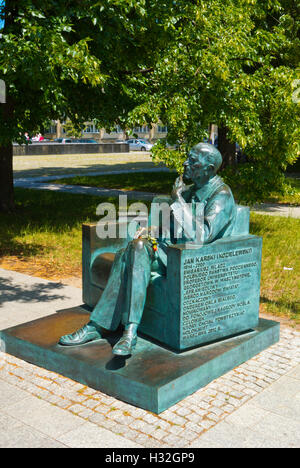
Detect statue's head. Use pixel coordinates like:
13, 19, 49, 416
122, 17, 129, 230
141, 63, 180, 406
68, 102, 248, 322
183, 143, 223, 187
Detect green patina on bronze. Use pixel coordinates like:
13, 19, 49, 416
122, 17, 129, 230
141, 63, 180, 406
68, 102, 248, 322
62, 143, 261, 354
0, 142, 280, 412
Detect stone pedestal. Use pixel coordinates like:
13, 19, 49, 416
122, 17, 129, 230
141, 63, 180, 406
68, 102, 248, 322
0, 308, 279, 414
141, 235, 263, 351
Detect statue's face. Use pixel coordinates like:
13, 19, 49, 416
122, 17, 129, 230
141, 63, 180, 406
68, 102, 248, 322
183, 150, 214, 187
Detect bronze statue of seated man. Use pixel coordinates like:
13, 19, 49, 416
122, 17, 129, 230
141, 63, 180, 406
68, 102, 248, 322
59, 143, 236, 356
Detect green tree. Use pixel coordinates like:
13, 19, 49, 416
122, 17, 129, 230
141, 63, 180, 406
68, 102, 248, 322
126, 0, 300, 203
62, 120, 84, 139
1, 1, 299, 209
0, 0, 104, 211
0, 0, 172, 211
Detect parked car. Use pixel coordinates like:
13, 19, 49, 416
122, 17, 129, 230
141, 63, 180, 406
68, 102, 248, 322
73, 139, 98, 144
127, 139, 153, 151
54, 138, 73, 144
53, 138, 98, 144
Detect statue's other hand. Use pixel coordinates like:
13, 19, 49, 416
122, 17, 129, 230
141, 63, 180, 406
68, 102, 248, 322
172, 175, 185, 201
134, 226, 148, 239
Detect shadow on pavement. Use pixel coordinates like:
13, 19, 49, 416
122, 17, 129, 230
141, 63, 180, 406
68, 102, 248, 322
0, 276, 67, 308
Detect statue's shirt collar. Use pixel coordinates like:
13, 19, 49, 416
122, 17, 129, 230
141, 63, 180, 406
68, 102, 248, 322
189, 175, 225, 203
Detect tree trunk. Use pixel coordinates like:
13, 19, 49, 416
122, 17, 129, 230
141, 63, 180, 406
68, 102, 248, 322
0, 143, 15, 212
218, 126, 236, 169
0, 0, 17, 212
0, 93, 15, 212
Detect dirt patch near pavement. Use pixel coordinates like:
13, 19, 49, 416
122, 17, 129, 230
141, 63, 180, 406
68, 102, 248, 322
259, 311, 300, 332
0, 257, 82, 289
59, 276, 82, 288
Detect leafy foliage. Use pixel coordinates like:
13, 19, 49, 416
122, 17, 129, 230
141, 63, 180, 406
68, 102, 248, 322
125, 0, 300, 203
62, 120, 85, 139
0, 0, 181, 137
0, 0, 299, 205
0, 1, 105, 145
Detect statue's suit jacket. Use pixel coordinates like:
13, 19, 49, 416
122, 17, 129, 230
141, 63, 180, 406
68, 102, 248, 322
153, 175, 237, 273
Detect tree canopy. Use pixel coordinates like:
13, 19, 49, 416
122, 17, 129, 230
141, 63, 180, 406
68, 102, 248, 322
125, 0, 300, 203
0, 0, 299, 209
0, 0, 172, 210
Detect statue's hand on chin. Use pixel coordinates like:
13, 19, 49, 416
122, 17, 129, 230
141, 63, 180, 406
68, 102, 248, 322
171, 175, 185, 201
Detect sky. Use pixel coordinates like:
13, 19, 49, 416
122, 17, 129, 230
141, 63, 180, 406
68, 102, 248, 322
0, 0, 4, 30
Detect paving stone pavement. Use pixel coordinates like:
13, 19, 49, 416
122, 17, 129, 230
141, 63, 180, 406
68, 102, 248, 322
0, 268, 299, 448
252, 203, 300, 219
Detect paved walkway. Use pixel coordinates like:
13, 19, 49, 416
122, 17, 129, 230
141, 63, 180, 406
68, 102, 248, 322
190, 366, 300, 448
0, 268, 299, 448
252, 203, 300, 219
14, 169, 169, 202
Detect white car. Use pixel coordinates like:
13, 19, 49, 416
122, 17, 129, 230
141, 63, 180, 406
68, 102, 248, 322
127, 139, 153, 151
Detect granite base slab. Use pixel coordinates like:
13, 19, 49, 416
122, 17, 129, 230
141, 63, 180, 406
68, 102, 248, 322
0, 307, 280, 414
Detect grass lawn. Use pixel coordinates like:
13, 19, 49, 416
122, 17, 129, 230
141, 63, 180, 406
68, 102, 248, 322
265, 177, 300, 205
250, 213, 300, 324
53, 172, 300, 205
0, 188, 299, 326
0, 188, 124, 281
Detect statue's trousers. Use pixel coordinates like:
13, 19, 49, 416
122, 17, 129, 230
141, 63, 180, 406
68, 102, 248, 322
90, 239, 157, 330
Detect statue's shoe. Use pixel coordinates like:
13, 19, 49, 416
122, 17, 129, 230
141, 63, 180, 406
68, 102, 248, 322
59, 321, 103, 346
112, 330, 137, 356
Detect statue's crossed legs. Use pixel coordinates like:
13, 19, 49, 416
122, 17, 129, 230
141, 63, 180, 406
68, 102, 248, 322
59, 239, 157, 356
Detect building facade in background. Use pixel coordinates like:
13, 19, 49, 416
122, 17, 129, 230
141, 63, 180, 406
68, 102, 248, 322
44, 121, 169, 143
